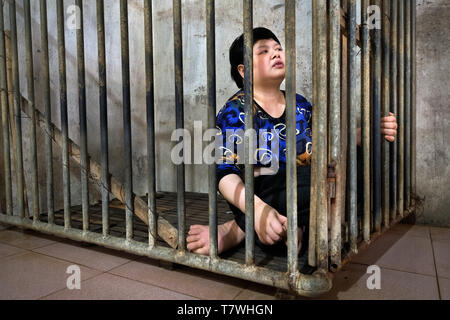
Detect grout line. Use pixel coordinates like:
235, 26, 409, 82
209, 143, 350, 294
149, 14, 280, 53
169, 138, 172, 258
350, 261, 438, 279
104, 271, 201, 300
429, 228, 442, 300
37, 272, 107, 300
27, 250, 109, 273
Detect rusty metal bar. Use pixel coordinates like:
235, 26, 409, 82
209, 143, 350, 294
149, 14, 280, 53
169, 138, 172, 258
389, 0, 398, 222
0, 1, 12, 216
206, 0, 218, 258
311, 0, 329, 268
285, 0, 297, 274
372, 0, 382, 232
381, 0, 390, 228
9, 0, 24, 218
0, 212, 332, 297
397, 0, 404, 217
411, 0, 416, 197
144, 0, 157, 248
347, 0, 357, 252
24, 0, 40, 221
309, 0, 318, 267
56, 0, 71, 227
76, 0, 89, 231
15, 93, 177, 248
40, 0, 54, 224
173, 0, 186, 250
361, 0, 371, 242
329, 0, 341, 267
243, 0, 255, 266
120, 0, 134, 240
97, 0, 109, 236
404, 0, 411, 209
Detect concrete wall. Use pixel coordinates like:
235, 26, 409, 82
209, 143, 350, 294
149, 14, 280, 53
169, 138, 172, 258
6, 0, 449, 228
415, 0, 450, 227
9, 0, 321, 213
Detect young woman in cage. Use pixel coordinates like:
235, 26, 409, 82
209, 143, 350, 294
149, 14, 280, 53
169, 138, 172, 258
186, 27, 398, 256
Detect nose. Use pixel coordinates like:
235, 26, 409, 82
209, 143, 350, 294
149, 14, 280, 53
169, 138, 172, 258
272, 49, 281, 60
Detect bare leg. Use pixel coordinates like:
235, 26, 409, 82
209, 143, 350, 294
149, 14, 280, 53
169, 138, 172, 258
187, 219, 245, 255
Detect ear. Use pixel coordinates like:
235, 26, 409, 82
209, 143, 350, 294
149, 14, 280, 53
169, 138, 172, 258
237, 64, 244, 80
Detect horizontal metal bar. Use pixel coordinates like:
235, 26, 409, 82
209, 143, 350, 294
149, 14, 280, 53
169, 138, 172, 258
0, 213, 332, 297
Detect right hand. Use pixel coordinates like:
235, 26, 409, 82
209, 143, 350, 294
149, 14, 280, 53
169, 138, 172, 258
254, 201, 287, 245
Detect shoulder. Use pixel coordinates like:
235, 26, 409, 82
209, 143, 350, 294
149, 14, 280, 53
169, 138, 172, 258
216, 90, 246, 127
295, 93, 312, 107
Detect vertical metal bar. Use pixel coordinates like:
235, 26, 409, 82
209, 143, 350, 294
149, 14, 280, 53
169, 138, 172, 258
329, 0, 341, 267
311, 0, 329, 268
372, 0, 382, 232
0, 1, 12, 216
309, 0, 318, 267
76, 0, 89, 231
347, 0, 357, 252
173, 0, 185, 250
97, 0, 109, 236
40, 0, 54, 224
10, 0, 25, 218
120, 0, 133, 240
56, 0, 71, 228
411, 0, 416, 198
361, 0, 371, 242
243, 0, 254, 266
285, 0, 297, 274
144, 0, 157, 247
316, 0, 329, 270
397, 0, 404, 217
23, 0, 40, 221
389, 0, 398, 223
404, 0, 411, 209
206, 0, 217, 258
381, 0, 390, 228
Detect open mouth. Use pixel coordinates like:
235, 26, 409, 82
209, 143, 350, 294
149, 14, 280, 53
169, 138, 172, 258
273, 62, 284, 68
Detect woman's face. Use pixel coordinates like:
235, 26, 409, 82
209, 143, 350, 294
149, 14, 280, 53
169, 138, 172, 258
252, 38, 286, 87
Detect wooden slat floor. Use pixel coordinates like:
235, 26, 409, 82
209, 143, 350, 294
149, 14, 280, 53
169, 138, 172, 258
39, 192, 314, 274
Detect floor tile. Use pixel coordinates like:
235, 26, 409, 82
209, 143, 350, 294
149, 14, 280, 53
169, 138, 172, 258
0, 252, 101, 300
0, 228, 57, 250
351, 233, 435, 276
109, 258, 247, 300
0, 242, 27, 258
439, 277, 450, 300
432, 239, 450, 279
318, 263, 439, 300
32, 240, 138, 272
234, 283, 278, 300
386, 223, 430, 239
430, 227, 450, 241
42, 273, 198, 300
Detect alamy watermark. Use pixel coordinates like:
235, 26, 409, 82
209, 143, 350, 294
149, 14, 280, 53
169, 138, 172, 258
367, 5, 381, 30
170, 121, 287, 173
366, 265, 381, 290
66, 5, 81, 30
66, 264, 81, 290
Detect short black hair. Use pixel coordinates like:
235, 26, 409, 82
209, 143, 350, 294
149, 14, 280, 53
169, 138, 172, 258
229, 27, 281, 89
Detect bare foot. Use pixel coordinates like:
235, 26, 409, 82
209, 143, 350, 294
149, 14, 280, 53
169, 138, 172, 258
187, 220, 245, 255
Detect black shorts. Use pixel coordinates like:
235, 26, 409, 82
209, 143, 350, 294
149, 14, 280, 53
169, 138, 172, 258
225, 147, 364, 250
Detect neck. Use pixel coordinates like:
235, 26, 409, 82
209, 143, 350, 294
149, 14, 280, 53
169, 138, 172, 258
253, 83, 284, 107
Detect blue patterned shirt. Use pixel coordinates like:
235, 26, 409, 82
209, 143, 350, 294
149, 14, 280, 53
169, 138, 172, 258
216, 89, 313, 183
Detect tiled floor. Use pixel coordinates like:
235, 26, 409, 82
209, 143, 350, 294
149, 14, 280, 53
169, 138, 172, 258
0, 223, 449, 300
